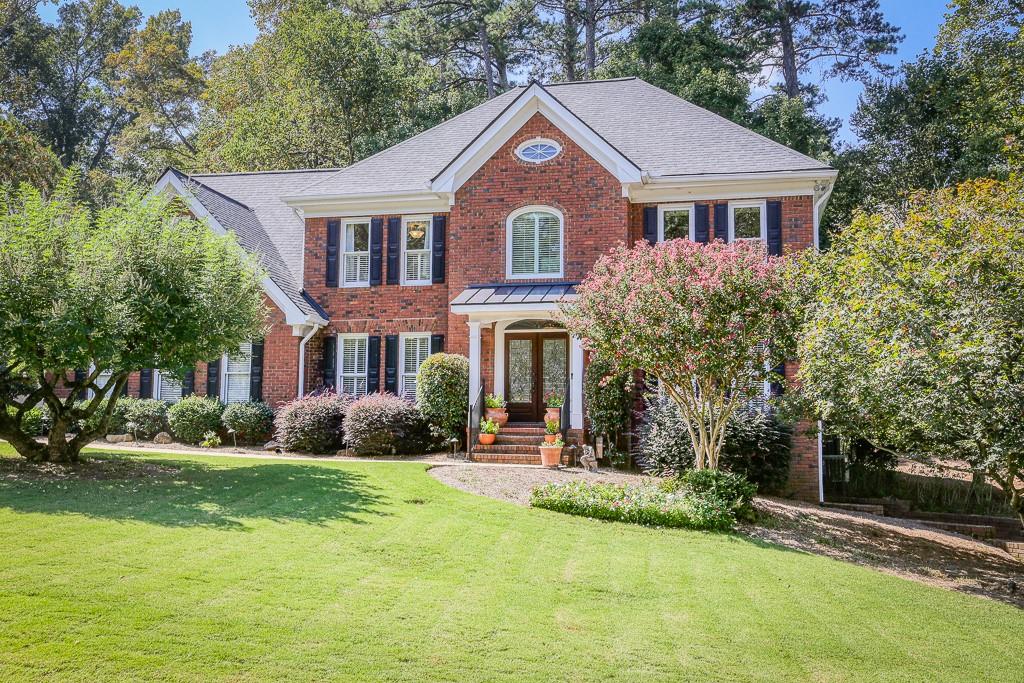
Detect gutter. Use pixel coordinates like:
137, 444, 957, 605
297, 323, 322, 397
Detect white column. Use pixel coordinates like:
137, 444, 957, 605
468, 321, 482, 406
570, 335, 584, 430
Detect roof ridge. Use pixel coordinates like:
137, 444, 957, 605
187, 167, 345, 177
171, 169, 255, 212
295, 88, 526, 196
542, 76, 638, 86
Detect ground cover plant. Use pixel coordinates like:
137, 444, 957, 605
0, 444, 1021, 681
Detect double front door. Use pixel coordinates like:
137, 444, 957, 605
505, 332, 567, 423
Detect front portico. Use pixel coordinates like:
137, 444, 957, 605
451, 283, 584, 432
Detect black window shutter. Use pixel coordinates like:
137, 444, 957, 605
249, 340, 264, 401
74, 368, 87, 399
206, 359, 220, 400
322, 335, 336, 391
767, 200, 783, 256
386, 217, 401, 285
326, 219, 340, 287
431, 215, 446, 284
770, 363, 785, 397
714, 203, 729, 243
694, 205, 710, 243
384, 334, 399, 394
139, 368, 153, 399
430, 334, 444, 355
642, 206, 658, 245
182, 370, 195, 397
370, 218, 383, 286
367, 335, 381, 393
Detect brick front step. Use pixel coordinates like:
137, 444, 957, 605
470, 452, 543, 465
498, 427, 547, 436
473, 444, 540, 455
919, 520, 996, 540
494, 434, 551, 445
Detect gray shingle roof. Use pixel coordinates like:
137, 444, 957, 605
295, 78, 832, 198
170, 168, 338, 318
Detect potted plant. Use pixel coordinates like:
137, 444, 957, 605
538, 436, 564, 468
478, 418, 499, 445
543, 391, 563, 423
543, 418, 560, 444
484, 394, 508, 427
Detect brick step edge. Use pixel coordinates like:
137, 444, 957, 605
469, 452, 572, 465
822, 502, 885, 516
919, 520, 996, 540
473, 444, 540, 454
995, 540, 1024, 562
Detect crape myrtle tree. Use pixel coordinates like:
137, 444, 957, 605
0, 171, 267, 463
561, 239, 798, 470
794, 178, 1024, 526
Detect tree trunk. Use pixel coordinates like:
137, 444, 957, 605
478, 22, 496, 99
777, 0, 800, 98
562, 0, 578, 81
584, 0, 596, 78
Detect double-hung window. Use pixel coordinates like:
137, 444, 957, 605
507, 207, 562, 278
729, 201, 766, 243
338, 335, 368, 396
657, 204, 694, 241
223, 342, 252, 404
342, 219, 371, 286
156, 370, 183, 403
402, 216, 431, 285
400, 333, 431, 399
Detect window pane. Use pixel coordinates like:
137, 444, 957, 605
158, 371, 182, 403
511, 216, 536, 274
344, 253, 370, 284
340, 337, 367, 374
537, 214, 560, 273
405, 252, 429, 282
226, 342, 252, 374
734, 207, 761, 239
508, 338, 533, 402
346, 222, 369, 251
542, 338, 566, 399
663, 209, 689, 240
96, 370, 114, 391
405, 220, 428, 251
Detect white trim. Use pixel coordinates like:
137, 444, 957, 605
813, 182, 834, 251
153, 171, 327, 327
515, 137, 562, 163
401, 215, 433, 286
625, 177, 832, 205
467, 322, 482, 408
569, 335, 584, 430
656, 203, 696, 241
728, 200, 767, 243
817, 421, 825, 504
645, 169, 837, 184
398, 332, 431, 398
340, 217, 372, 288
505, 205, 564, 280
432, 83, 642, 195
297, 324, 321, 397
290, 192, 453, 218
336, 333, 370, 396
452, 301, 573, 317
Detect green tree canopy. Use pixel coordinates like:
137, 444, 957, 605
0, 170, 268, 462
794, 178, 1024, 526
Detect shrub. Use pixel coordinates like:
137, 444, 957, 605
530, 480, 735, 531
345, 393, 435, 456
200, 431, 221, 448
117, 397, 168, 439
636, 393, 791, 492
664, 469, 758, 522
583, 354, 632, 448
416, 353, 469, 444
7, 406, 44, 436
168, 396, 224, 444
222, 401, 275, 444
274, 393, 350, 453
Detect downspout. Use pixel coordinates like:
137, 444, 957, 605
297, 323, 322, 398
813, 182, 834, 251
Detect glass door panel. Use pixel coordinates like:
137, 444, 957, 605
507, 338, 534, 404
541, 337, 567, 402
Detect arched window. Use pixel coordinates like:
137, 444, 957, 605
507, 206, 563, 279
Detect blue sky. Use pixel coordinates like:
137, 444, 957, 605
42, 0, 950, 143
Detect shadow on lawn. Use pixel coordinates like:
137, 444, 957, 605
0, 454, 391, 530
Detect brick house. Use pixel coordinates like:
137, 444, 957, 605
146, 78, 836, 500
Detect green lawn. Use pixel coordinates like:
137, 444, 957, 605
0, 445, 1019, 682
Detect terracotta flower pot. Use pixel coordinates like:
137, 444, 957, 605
485, 407, 508, 427
544, 407, 560, 424
543, 433, 560, 444
479, 432, 496, 445
538, 445, 562, 468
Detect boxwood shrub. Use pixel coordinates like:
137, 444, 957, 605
7, 406, 44, 436
273, 393, 351, 453
661, 469, 758, 522
415, 353, 469, 445
344, 393, 434, 456
222, 401, 275, 444
117, 397, 168, 439
168, 396, 225, 444
529, 480, 736, 531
